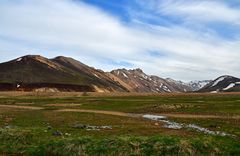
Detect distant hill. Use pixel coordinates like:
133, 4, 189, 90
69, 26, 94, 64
198, 75, 240, 92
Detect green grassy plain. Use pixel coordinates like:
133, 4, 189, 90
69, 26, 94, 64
0, 92, 240, 155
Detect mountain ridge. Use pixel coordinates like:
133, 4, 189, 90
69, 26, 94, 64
0, 55, 238, 93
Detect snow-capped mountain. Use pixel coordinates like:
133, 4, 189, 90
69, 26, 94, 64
199, 75, 240, 92
188, 80, 212, 91
165, 78, 193, 92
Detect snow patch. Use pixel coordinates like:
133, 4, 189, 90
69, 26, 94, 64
143, 114, 167, 120
198, 82, 209, 88
159, 83, 163, 88
211, 77, 226, 87
188, 80, 211, 90
16, 58, 22, 62
141, 74, 148, 79
94, 74, 100, 79
223, 83, 235, 91
163, 86, 171, 92
122, 72, 128, 78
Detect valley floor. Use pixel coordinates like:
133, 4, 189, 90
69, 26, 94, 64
0, 92, 240, 155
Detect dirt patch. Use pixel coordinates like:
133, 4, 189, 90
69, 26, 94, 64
0, 104, 43, 110
46, 104, 82, 107
55, 109, 141, 118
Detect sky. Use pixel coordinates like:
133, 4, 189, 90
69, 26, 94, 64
0, 0, 240, 81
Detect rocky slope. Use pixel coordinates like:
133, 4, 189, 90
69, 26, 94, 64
110, 68, 192, 93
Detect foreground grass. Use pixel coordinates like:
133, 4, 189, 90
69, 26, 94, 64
0, 129, 240, 156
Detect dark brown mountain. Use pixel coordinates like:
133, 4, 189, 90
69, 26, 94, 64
0, 55, 127, 92
198, 75, 240, 92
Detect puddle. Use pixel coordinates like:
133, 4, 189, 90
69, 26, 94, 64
143, 114, 232, 136
142, 114, 166, 120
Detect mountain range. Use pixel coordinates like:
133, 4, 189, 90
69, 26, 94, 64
0, 55, 239, 93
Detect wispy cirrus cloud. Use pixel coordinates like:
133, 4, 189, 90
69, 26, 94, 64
134, 0, 240, 24
159, 0, 240, 25
0, 0, 239, 81
132, 0, 240, 39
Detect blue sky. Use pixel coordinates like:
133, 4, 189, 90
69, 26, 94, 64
0, 0, 240, 81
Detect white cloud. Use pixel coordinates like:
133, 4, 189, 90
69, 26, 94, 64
135, 0, 240, 25
0, 0, 240, 81
159, 0, 240, 25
